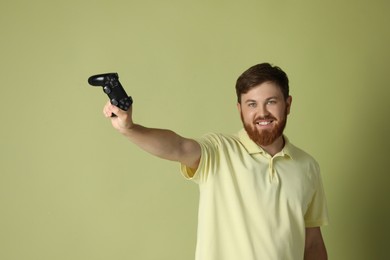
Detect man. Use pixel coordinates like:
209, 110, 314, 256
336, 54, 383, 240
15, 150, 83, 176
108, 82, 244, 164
103, 63, 329, 260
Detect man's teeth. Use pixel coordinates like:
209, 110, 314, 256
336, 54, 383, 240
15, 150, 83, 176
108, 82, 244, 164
257, 121, 272, 125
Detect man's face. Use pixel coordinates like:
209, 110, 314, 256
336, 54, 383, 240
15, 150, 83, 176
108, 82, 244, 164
237, 81, 292, 147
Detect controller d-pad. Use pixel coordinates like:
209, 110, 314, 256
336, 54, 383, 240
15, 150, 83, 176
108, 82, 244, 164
111, 80, 118, 87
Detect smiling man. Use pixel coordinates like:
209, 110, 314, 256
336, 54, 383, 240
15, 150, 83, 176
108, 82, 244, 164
103, 63, 329, 260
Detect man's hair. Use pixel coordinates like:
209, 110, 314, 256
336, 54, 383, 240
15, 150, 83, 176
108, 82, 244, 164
235, 63, 289, 103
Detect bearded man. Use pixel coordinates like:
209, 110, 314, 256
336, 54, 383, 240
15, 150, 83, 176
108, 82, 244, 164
103, 63, 329, 260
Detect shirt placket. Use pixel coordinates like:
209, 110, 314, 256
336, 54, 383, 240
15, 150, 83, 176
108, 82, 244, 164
268, 157, 279, 183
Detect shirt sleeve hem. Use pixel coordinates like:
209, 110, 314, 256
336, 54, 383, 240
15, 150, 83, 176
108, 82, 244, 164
305, 219, 329, 228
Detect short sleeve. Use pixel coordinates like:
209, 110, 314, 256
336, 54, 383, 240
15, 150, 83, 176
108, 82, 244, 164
180, 133, 222, 184
304, 164, 329, 227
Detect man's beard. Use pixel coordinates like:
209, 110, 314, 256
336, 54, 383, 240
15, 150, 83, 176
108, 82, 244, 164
241, 110, 287, 147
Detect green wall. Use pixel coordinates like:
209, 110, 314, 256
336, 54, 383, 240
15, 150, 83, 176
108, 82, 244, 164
1, 0, 389, 259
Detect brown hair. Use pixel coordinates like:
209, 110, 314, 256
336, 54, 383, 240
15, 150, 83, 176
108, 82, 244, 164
235, 63, 289, 103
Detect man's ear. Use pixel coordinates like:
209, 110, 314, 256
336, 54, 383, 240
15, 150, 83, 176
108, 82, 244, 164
286, 96, 292, 115
237, 102, 242, 113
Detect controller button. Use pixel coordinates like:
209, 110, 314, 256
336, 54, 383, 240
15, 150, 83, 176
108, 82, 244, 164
111, 99, 119, 106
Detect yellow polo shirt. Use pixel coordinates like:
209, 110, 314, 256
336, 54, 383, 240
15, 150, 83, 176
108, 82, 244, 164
181, 129, 328, 260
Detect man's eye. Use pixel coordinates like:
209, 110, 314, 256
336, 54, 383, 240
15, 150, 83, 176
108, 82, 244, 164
248, 103, 256, 107
267, 100, 276, 105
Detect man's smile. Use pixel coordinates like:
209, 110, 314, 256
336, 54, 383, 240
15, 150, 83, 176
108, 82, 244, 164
256, 120, 273, 126
254, 118, 275, 128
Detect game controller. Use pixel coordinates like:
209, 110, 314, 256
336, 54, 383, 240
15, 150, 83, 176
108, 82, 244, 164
88, 73, 133, 117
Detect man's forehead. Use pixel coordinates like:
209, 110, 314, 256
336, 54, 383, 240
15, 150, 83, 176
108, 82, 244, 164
242, 83, 284, 100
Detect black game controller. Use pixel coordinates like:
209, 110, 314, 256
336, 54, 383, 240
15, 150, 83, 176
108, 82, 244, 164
88, 73, 133, 117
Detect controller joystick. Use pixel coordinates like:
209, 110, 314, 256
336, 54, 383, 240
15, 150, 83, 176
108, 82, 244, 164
88, 73, 133, 117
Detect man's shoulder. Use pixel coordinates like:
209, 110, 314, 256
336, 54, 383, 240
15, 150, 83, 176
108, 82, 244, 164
195, 132, 247, 155
285, 140, 320, 167
199, 132, 241, 146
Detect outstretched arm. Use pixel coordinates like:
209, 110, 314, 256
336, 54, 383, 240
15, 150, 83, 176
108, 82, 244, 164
103, 102, 201, 169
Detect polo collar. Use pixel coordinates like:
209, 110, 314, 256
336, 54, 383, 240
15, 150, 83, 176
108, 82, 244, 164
237, 128, 294, 159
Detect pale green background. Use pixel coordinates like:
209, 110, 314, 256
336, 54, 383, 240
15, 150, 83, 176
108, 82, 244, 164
1, 0, 389, 259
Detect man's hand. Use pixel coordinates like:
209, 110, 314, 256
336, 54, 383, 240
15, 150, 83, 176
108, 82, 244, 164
103, 101, 134, 134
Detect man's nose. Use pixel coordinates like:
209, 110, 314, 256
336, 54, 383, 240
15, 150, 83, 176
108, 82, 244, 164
257, 104, 270, 118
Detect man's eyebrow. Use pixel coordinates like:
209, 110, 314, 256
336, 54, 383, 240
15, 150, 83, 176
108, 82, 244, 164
244, 96, 279, 103
265, 96, 279, 101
